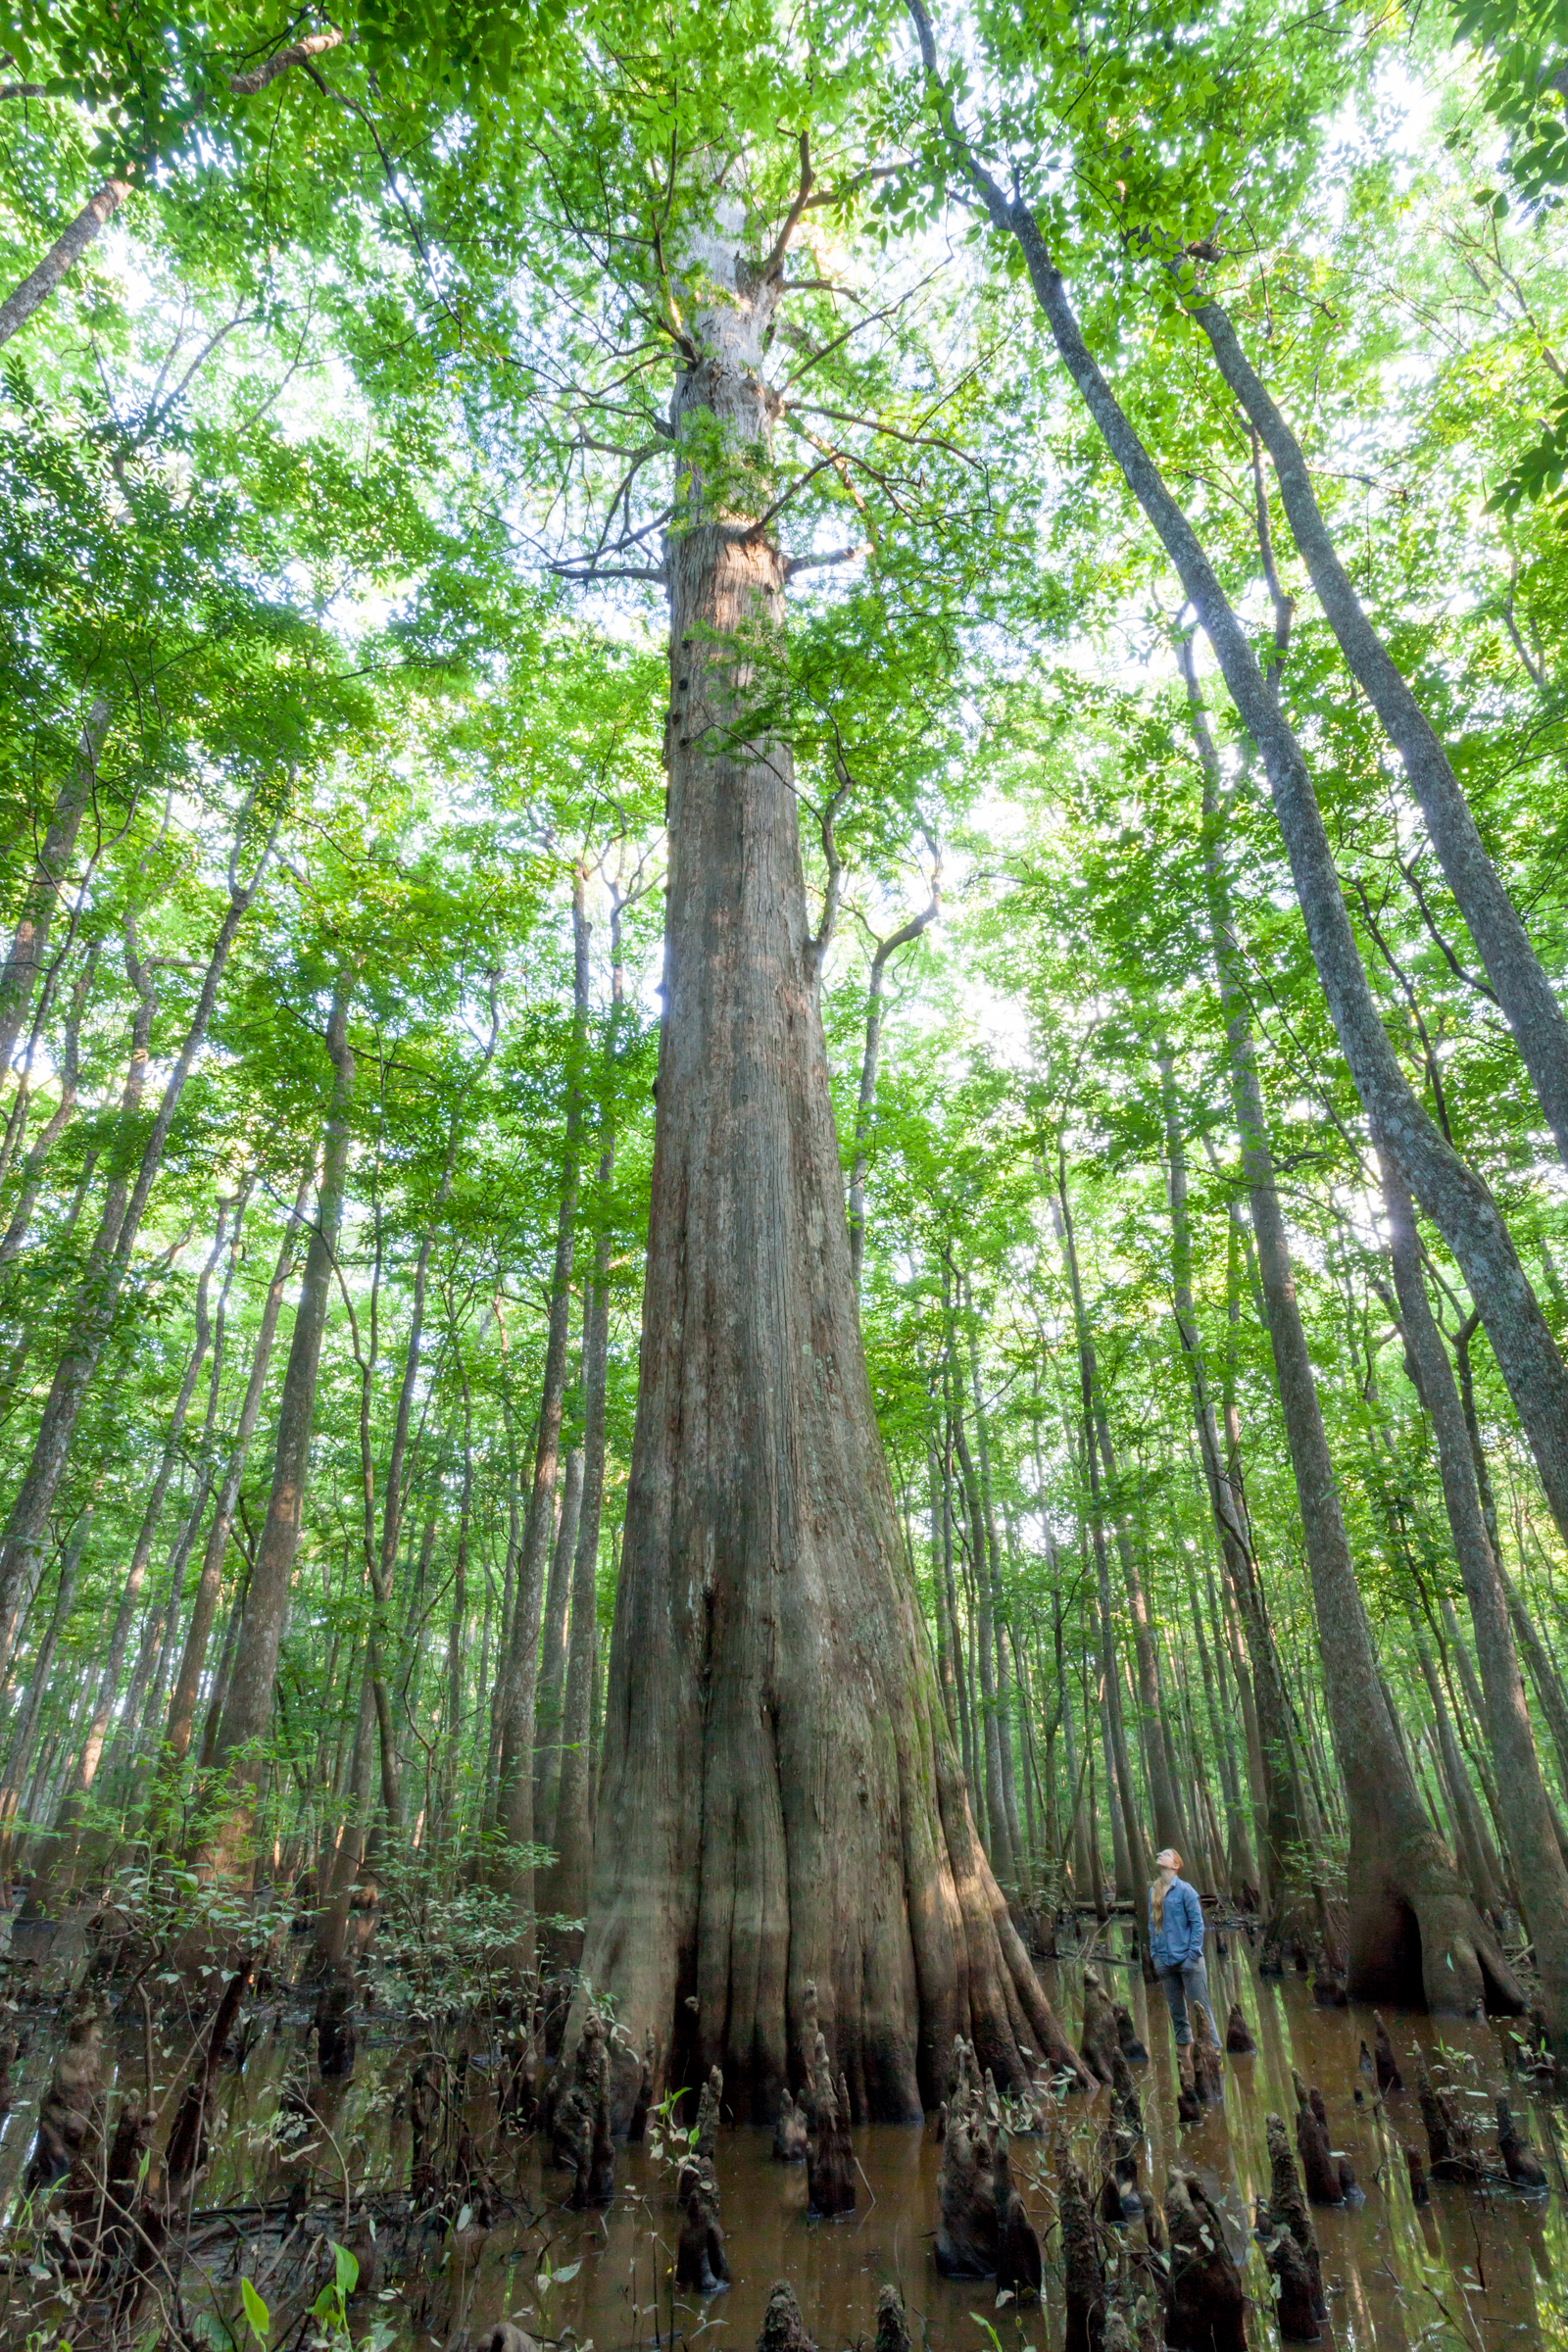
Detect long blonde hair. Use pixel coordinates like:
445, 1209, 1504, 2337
1150, 1851, 1184, 1929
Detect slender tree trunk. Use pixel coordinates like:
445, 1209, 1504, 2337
534, 1446, 584, 1849
0, 181, 133, 349
160, 1167, 310, 1784
0, 701, 107, 1081
0, 837, 270, 1653
494, 866, 589, 1916
311, 1674, 375, 1973
911, 20, 1568, 1560
1094, 1403, 1183, 1854
1381, 1154, 1568, 2049
928, 1446, 959, 1745
1193, 297, 1568, 1170
949, 1277, 1012, 1881
1158, 1033, 1302, 1923
439, 1390, 472, 1829
1501, 1569, 1568, 1798
572, 231, 1080, 2122
847, 883, 939, 1285
1191, 1549, 1257, 1905
0, 943, 98, 1266
0, 1506, 93, 1899
964, 1297, 1026, 1891
1054, 1171, 1152, 1908
23, 1201, 239, 1916
942, 1433, 973, 1788
198, 1577, 249, 1773
545, 1302, 608, 1957
197, 981, 354, 1881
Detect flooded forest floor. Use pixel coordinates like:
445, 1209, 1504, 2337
0, 1919, 1558, 2352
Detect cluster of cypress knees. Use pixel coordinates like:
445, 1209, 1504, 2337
532, 1970, 1555, 2352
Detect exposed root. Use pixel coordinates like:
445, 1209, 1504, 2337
771, 2087, 808, 2162
675, 2154, 729, 2289
1223, 2003, 1254, 2054
1413, 2053, 1484, 2183
805, 2033, 854, 2218
1164, 2173, 1245, 2352
1080, 1968, 1120, 2086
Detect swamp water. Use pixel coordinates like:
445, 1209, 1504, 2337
0, 1935, 1561, 2352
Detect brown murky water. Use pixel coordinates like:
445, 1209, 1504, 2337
0, 1933, 1563, 2352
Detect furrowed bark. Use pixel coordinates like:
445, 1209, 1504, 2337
571, 216, 1081, 2120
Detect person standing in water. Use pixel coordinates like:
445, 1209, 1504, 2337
1149, 1847, 1214, 2049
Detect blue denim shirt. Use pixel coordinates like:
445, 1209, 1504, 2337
1149, 1874, 1204, 1970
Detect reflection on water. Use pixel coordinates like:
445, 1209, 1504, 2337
0, 1936, 1562, 2352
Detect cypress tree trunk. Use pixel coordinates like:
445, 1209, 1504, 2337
197, 981, 354, 1881
573, 223, 1080, 2121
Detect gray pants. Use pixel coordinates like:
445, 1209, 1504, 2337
1159, 1957, 1215, 2049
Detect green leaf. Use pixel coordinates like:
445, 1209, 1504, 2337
241, 2276, 271, 2346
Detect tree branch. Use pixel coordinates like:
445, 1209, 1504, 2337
784, 542, 869, 578
761, 131, 814, 281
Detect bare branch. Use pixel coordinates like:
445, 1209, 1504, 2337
761, 131, 814, 282
784, 542, 869, 579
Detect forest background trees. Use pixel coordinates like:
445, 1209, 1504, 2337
2, 0, 1568, 2105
